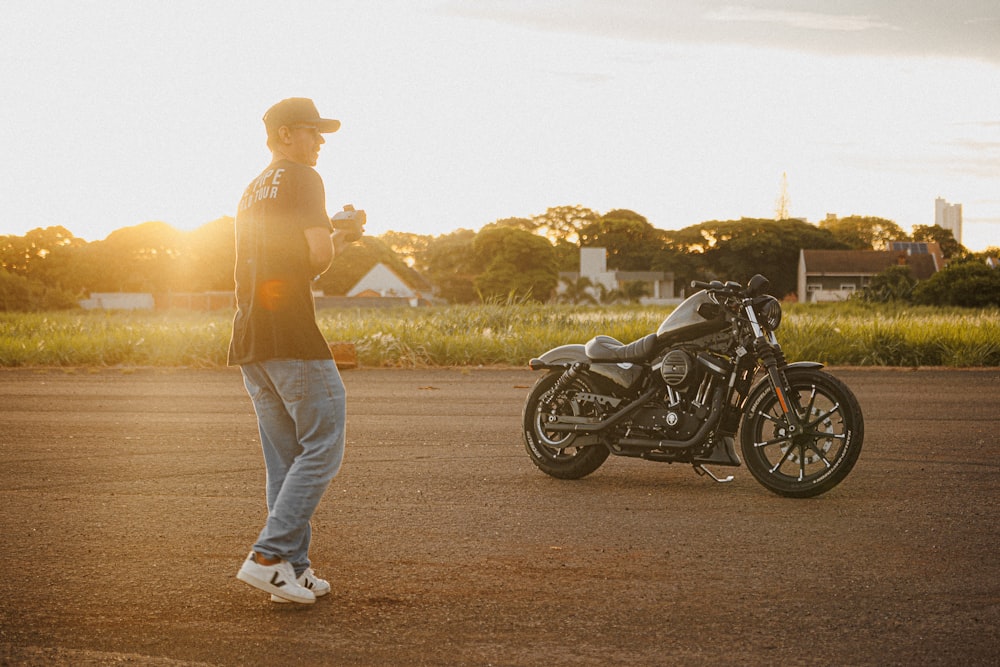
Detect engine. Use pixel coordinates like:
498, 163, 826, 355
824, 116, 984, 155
660, 349, 693, 387
621, 346, 731, 441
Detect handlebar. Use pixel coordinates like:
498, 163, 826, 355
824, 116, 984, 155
691, 274, 771, 298
691, 279, 742, 294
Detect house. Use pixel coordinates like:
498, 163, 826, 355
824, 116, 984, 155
559, 247, 677, 304
309, 262, 436, 308
347, 263, 417, 298
888, 241, 946, 270
797, 248, 939, 303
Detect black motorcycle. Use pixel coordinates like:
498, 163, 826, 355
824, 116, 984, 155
522, 274, 863, 497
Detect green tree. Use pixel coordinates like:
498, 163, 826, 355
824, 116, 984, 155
620, 279, 651, 303
911, 224, 966, 259
551, 239, 581, 273
178, 217, 236, 292
577, 209, 666, 270
911, 258, 1000, 307
819, 215, 908, 250
531, 205, 598, 246
0, 226, 86, 281
21, 229, 91, 295
858, 265, 917, 303
81, 222, 185, 293
472, 226, 558, 302
557, 275, 597, 305
423, 229, 479, 303
655, 235, 705, 296
0, 269, 78, 311
378, 231, 433, 272
0, 222, 238, 297
673, 218, 846, 298
595, 279, 649, 305
490, 217, 538, 233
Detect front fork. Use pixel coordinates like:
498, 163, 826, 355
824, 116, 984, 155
744, 301, 802, 432
756, 336, 802, 432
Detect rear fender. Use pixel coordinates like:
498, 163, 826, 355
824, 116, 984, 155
529, 344, 643, 389
529, 344, 589, 370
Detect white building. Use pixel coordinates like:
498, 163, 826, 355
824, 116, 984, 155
560, 247, 676, 304
79, 293, 155, 310
934, 197, 963, 245
347, 263, 420, 299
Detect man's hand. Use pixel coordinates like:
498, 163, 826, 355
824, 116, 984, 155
331, 205, 366, 255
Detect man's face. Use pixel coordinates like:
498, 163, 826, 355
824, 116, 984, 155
283, 124, 325, 166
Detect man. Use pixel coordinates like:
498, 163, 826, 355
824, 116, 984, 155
229, 97, 364, 604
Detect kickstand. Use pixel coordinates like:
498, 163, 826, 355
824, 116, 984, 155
693, 465, 734, 483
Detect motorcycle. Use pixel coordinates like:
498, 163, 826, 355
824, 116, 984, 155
522, 274, 863, 498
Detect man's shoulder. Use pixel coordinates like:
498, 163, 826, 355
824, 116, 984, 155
245, 160, 319, 185
274, 159, 320, 179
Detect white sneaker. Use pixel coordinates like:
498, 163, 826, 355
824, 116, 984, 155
270, 569, 330, 603
236, 552, 316, 604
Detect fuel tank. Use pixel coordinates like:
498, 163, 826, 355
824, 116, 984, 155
656, 290, 729, 343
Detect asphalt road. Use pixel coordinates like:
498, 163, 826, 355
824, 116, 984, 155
0, 367, 997, 666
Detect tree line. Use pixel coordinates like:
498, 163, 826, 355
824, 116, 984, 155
1, 205, 995, 311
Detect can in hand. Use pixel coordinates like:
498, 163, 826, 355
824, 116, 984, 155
331, 204, 365, 243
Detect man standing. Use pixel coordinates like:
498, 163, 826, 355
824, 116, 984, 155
229, 97, 363, 604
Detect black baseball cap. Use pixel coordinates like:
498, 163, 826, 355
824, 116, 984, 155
263, 97, 341, 134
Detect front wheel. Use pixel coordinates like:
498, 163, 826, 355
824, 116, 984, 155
740, 369, 864, 498
522, 370, 610, 479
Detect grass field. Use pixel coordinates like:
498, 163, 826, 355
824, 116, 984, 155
1, 302, 998, 368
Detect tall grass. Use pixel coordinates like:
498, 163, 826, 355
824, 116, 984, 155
1, 302, 998, 368
0, 312, 231, 367
779, 302, 1000, 367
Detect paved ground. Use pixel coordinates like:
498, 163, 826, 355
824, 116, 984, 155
0, 367, 997, 666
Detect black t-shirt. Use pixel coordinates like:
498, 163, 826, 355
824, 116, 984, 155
227, 160, 334, 365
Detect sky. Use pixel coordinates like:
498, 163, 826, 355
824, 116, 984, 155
2, 0, 998, 251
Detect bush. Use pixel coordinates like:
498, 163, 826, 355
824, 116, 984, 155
857, 265, 917, 303
912, 261, 1000, 307
0, 270, 79, 312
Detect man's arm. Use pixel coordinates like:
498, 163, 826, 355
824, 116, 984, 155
304, 226, 334, 275
305, 207, 365, 276
331, 228, 361, 257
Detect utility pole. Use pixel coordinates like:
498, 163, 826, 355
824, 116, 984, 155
775, 172, 791, 220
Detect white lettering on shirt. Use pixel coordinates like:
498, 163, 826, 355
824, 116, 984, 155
239, 168, 286, 212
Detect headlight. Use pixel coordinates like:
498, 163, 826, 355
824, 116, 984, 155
754, 296, 782, 330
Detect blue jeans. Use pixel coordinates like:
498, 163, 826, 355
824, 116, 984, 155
240, 359, 346, 576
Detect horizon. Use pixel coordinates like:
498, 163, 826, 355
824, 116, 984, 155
2, 1, 998, 252
19, 208, 992, 254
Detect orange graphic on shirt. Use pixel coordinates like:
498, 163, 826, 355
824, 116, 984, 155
258, 280, 287, 311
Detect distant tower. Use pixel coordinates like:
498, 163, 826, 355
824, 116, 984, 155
775, 172, 791, 220
934, 197, 963, 245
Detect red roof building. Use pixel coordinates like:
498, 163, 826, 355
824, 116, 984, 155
797, 247, 941, 303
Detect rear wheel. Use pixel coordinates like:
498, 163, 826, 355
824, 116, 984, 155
740, 368, 864, 498
522, 370, 610, 479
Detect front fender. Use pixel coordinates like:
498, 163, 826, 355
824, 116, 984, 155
747, 361, 826, 396
784, 361, 825, 371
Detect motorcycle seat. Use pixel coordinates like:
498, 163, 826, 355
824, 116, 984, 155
584, 333, 658, 363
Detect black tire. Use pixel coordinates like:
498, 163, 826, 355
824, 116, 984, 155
740, 368, 864, 498
522, 370, 610, 479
